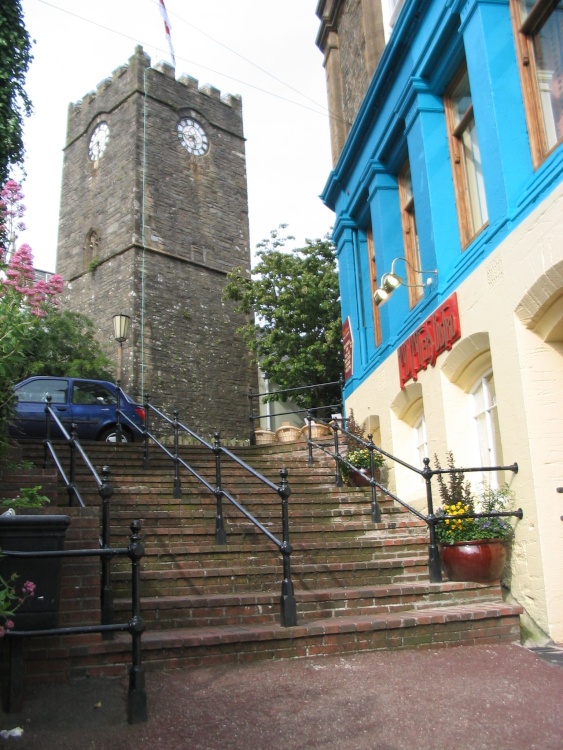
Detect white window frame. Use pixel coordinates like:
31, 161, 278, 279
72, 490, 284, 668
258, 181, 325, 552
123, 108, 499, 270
470, 370, 502, 488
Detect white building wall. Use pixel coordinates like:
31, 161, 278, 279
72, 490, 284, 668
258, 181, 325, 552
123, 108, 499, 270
345, 181, 563, 640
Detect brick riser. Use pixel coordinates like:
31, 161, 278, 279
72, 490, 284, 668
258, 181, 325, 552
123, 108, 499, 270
21, 604, 522, 684
8, 440, 523, 684
113, 581, 507, 629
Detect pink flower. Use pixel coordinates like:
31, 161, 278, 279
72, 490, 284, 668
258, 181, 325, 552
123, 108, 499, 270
22, 581, 36, 596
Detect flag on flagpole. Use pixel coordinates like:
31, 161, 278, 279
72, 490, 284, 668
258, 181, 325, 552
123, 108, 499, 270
158, 0, 176, 67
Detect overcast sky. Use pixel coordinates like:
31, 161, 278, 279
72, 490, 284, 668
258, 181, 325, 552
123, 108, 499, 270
18, 0, 334, 272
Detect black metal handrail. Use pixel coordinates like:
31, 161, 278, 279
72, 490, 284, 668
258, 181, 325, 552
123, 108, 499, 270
304, 415, 523, 583
248, 376, 344, 444
3, 520, 146, 724
43, 398, 117, 629
119, 389, 297, 627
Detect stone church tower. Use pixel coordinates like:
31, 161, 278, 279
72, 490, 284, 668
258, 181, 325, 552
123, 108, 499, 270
56, 46, 256, 439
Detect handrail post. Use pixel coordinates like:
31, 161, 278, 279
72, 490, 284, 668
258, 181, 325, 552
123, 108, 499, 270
368, 434, 382, 523
422, 457, 442, 582
127, 520, 147, 724
67, 423, 83, 506
143, 393, 150, 470
306, 410, 314, 466
248, 387, 256, 445
339, 372, 344, 416
173, 411, 182, 499
116, 380, 122, 443
43, 396, 52, 469
100, 465, 115, 633
213, 432, 227, 545
68, 423, 78, 506
278, 468, 297, 627
332, 419, 343, 487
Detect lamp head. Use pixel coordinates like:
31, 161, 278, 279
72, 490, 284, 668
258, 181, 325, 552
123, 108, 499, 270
113, 313, 131, 344
373, 287, 389, 306
381, 272, 403, 293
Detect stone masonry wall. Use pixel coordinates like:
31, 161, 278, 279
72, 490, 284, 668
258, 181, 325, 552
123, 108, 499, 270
56, 47, 257, 440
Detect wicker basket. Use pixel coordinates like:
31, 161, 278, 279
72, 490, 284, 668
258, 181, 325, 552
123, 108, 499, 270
301, 423, 333, 440
254, 429, 277, 445
275, 423, 302, 443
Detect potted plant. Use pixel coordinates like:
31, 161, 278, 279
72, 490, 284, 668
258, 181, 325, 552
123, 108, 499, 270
1, 485, 50, 511
341, 410, 386, 487
341, 447, 386, 487
0, 485, 69, 630
434, 452, 518, 582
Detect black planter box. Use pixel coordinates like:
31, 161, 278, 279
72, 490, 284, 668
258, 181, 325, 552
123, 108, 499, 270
0, 514, 70, 631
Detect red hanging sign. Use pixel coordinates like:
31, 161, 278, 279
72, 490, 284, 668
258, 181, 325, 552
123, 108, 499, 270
398, 293, 461, 389
342, 318, 353, 381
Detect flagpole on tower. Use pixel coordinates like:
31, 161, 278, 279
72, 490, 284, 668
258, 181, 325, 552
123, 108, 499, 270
158, 0, 176, 67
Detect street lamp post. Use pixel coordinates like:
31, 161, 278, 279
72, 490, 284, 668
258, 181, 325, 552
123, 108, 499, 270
112, 313, 131, 384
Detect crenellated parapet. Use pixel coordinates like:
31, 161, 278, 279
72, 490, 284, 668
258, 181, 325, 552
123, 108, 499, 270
65, 46, 243, 149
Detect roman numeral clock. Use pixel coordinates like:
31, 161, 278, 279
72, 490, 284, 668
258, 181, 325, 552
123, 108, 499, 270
56, 46, 257, 439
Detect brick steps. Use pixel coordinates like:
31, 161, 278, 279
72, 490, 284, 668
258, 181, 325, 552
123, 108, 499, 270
111, 556, 434, 598
11, 439, 522, 687
113, 580, 505, 629
22, 601, 522, 682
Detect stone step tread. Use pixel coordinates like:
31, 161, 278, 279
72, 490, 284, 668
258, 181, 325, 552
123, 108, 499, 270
112, 517, 428, 544
100, 602, 524, 653
108, 508, 406, 523
114, 580, 502, 609
114, 555, 428, 580
136, 535, 429, 553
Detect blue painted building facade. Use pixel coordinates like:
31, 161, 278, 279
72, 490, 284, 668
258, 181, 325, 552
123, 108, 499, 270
317, 0, 563, 640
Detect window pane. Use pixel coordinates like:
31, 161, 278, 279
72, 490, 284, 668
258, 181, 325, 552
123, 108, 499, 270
15, 379, 68, 404
73, 382, 117, 405
472, 372, 502, 486
462, 121, 489, 229
446, 66, 488, 244
532, 5, 563, 149
450, 74, 472, 124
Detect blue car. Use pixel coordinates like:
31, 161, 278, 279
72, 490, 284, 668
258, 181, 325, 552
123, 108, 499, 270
10, 377, 145, 442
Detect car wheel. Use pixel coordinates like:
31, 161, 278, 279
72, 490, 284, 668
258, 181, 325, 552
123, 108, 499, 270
99, 426, 133, 443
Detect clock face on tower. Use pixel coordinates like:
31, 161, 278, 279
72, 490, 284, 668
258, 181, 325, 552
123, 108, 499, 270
177, 117, 209, 156
88, 122, 110, 161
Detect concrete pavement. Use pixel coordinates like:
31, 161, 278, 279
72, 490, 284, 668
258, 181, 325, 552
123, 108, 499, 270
1, 643, 562, 750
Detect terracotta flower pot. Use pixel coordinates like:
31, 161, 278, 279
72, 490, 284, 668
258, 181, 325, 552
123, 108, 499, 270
347, 468, 381, 487
440, 539, 507, 583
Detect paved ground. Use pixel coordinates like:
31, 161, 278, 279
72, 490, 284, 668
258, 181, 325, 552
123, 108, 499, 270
1, 643, 562, 750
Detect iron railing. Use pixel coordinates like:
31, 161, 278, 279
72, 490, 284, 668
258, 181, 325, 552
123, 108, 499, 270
118, 389, 297, 627
43, 398, 118, 629
3, 520, 146, 723
248, 376, 344, 444
304, 414, 523, 582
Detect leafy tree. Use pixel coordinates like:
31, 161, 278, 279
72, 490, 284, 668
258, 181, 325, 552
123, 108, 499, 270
0, 243, 64, 452
0, 182, 113, 454
0, 1, 33, 184
23, 309, 114, 380
223, 227, 342, 409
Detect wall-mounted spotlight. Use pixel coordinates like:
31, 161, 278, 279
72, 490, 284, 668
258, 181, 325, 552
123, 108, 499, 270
374, 257, 438, 306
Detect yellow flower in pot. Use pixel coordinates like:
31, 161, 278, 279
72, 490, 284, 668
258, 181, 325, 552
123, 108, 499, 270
434, 452, 519, 582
